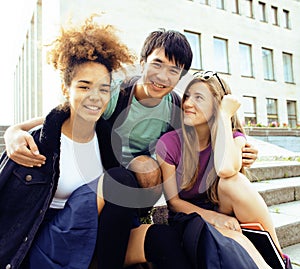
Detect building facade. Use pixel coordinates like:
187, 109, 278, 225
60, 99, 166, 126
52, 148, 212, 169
14, 0, 300, 127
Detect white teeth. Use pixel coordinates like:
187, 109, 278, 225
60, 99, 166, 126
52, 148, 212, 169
86, 105, 100, 111
153, 82, 164, 88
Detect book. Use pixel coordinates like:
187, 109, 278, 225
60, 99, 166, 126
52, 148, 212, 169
240, 222, 264, 231
241, 226, 285, 269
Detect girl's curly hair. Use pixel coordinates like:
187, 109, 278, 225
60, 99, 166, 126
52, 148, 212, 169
47, 15, 136, 86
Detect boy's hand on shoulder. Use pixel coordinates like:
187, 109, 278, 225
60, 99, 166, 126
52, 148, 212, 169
5, 129, 46, 167
242, 142, 258, 168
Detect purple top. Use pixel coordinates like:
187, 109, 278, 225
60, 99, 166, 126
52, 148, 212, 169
156, 129, 245, 202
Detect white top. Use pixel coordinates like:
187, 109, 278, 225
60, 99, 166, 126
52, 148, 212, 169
50, 133, 103, 209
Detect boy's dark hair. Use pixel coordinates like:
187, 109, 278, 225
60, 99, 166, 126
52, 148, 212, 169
140, 29, 193, 77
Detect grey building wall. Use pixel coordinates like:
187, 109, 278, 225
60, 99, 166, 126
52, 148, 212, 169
13, 0, 300, 127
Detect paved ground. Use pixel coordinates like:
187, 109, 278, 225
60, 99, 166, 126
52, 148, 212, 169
283, 243, 300, 268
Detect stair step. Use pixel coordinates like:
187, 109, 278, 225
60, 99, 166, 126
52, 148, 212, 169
154, 176, 300, 208
270, 201, 300, 248
0, 126, 8, 151
282, 243, 300, 268
0, 125, 9, 131
247, 161, 300, 181
252, 177, 300, 206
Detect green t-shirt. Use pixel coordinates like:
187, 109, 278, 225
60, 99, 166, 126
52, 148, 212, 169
104, 84, 173, 166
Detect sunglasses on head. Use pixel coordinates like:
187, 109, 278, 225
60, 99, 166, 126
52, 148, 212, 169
192, 71, 227, 95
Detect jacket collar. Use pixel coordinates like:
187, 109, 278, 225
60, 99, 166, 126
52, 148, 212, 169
39, 106, 70, 153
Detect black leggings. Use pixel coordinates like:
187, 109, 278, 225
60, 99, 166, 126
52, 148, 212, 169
97, 167, 139, 269
97, 168, 191, 269
144, 224, 192, 269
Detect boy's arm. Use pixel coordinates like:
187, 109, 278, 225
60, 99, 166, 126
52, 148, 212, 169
4, 117, 46, 167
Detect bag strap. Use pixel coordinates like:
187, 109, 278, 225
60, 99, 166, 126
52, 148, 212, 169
167, 91, 182, 132
108, 76, 140, 128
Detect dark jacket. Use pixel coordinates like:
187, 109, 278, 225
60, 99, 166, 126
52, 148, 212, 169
0, 106, 120, 269
170, 213, 259, 269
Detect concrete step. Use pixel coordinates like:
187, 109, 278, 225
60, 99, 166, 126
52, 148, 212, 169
282, 243, 300, 268
0, 132, 4, 143
247, 161, 300, 181
0, 127, 5, 153
153, 176, 300, 212
269, 200, 300, 248
0, 145, 5, 154
252, 177, 300, 206
0, 125, 9, 131
0, 126, 8, 153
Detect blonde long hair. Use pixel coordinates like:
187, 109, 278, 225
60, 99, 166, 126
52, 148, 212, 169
180, 74, 245, 203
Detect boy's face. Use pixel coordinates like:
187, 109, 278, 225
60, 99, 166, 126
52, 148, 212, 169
140, 48, 183, 99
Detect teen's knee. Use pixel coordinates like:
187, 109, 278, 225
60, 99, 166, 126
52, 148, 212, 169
218, 172, 250, 198
101, 167, 140, 207
128, 155, 162, 188
105, 166, 138, 188
217, 173, 251, 213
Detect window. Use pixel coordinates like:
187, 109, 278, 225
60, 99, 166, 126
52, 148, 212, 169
233, 0, 240, 14
243, 96, 257, 125
266, 98, 278, 125
283, 10, 290, 29
262, 48, 274, 80
287, 100, 297, 128
196, 0, 209, 4
283, 53, 294, 83
213, 37, 229, 73
189, 0, 209, 3
271, 6, 278, 25
258, 2, 267, 22
184, 31, 202, 70
239, 43, 253, 77
216, 0, 225, 9
245, 0, 253, 18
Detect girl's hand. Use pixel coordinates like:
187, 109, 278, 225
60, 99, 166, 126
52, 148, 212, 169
220, 94, 241, 118
211, 212, 242, 232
